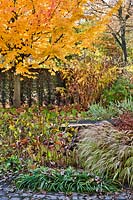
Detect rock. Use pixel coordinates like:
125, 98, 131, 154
21, 192, 33, 197
32, 194, 46, 199
116, 196, 128, 200
104, 196, 113, 200
0, 197, 9, 200
0, 191, 6, 196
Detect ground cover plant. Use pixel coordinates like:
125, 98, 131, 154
0, 155, 22, 174
0, 107, 79, 169
15, 167, 120, 193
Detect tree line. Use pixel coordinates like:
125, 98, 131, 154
0, 70, 66, 108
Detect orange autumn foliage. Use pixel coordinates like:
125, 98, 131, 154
0, 0, 123, 76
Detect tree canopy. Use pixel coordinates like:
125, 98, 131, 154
0, 0, 123, 107
0, 0, 123, 75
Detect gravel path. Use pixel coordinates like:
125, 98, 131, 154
0, 175, 132, 200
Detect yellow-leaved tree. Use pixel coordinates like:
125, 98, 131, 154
0, 0, 122, 107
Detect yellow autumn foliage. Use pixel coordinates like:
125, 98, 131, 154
62, 58, 119, 108
0, 0, 123, 76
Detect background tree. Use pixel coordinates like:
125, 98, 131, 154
87, 0, 133, 65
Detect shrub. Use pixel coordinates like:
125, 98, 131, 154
101, 77, 133, 105
78, 124, 133, 187
63, 59, 118, 108
15, 167, 119, 193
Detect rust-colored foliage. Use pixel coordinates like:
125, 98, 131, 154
112, 112, 133, 131
61, 59, 119, 108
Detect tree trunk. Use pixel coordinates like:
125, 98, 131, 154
9, 72, 14, 106
13, 74, 21, 108
121, 27, 128, 64
27, 79, 32, 107
1, 73, 7, 108
118, 6, 128, 65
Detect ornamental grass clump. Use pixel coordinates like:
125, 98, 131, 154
78, 123, 133, 187
15, 167, 119, 193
